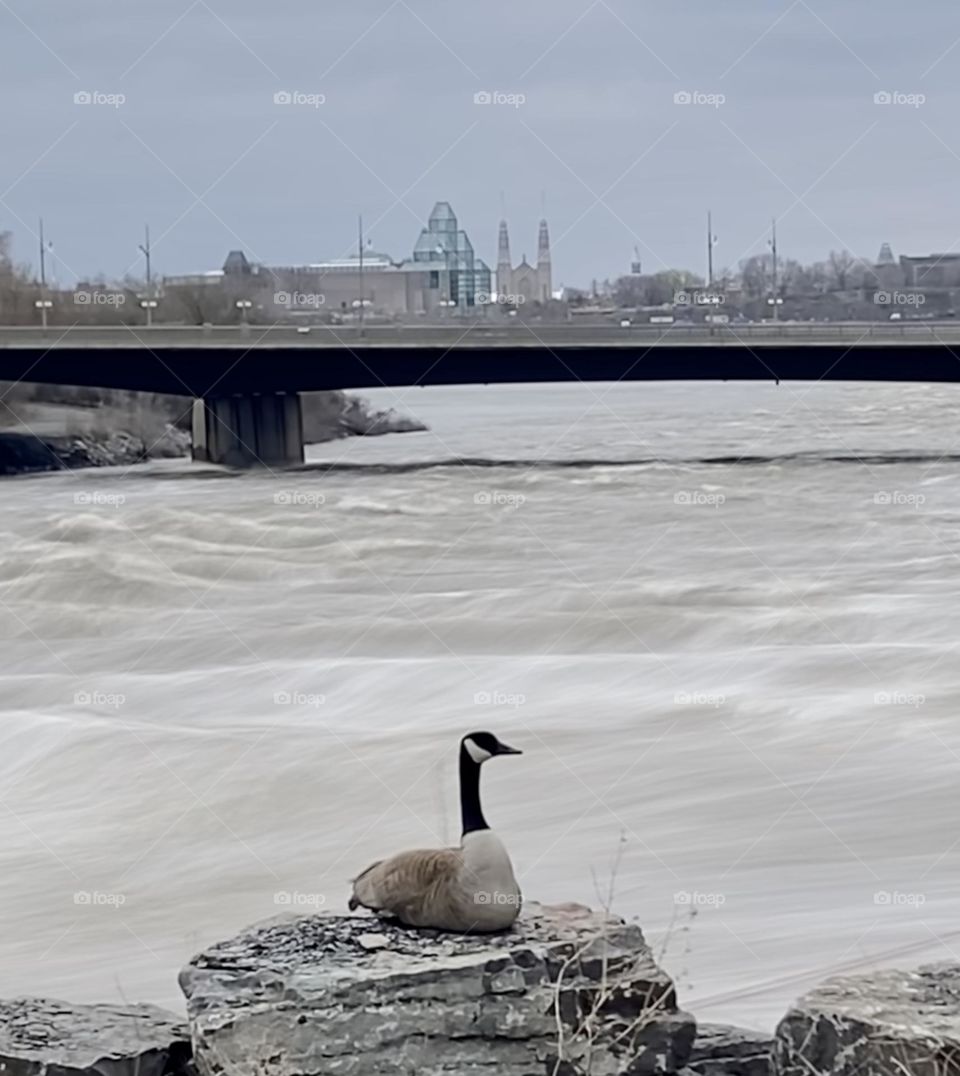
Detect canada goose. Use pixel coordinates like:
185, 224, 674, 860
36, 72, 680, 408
348, 731, 523, 932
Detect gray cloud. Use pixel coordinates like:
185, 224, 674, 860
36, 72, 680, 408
1, 0, 958, 286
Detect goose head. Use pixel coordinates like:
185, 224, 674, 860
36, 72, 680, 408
461, 731, 523, 765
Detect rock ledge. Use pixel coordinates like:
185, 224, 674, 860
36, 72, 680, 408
180, 901, 695, 1075
774, 961, 960, 1075
0, 997, 189, 1076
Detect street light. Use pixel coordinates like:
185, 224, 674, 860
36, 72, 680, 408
140, 298, 158, 327
34, 298, 53, 330
236, 299, 253, 325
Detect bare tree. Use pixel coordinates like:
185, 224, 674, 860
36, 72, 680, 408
828, 249, 856, 292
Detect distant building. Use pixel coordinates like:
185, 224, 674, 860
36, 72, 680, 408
496, 217, 552, 304
900, 253, 960, 290
872, 242, 903, 291
162, 203, 493, 319
411, 201, 492, 308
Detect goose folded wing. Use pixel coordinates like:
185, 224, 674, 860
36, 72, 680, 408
351, 846, 464, 921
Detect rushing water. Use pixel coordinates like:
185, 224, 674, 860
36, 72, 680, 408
3, 380, 960, 1030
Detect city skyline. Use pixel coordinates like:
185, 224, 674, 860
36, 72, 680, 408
1, 206, 950, 296
2, 0, 960, 287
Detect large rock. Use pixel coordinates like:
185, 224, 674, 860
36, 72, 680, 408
300, 390, 426, 444
0, 997, 190, 1076
687, 1023, 771, 1075
180, 902, 695, 1075
773, 962, 960, 1075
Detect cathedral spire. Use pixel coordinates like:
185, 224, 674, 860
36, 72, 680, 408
536, 217, 552, 303
497, 218, 512, 298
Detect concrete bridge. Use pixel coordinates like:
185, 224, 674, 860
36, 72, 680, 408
2, 322, 959, 467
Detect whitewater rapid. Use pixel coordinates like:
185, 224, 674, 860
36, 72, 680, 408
2, 380, 960, 1029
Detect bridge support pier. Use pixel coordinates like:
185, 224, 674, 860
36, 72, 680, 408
191, 393, 304, 468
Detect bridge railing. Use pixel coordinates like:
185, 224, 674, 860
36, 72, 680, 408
0, 320, 957, 347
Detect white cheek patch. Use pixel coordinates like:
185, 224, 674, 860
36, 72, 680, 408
464, 739, 493, 764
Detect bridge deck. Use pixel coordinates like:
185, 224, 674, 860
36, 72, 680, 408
1, 322, 960, 350
1, 324, 959, 396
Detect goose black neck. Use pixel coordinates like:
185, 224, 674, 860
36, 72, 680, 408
459, 746, 488, 835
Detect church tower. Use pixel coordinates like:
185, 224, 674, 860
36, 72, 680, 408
497, 219, 512, 299
536, 218, 552, 303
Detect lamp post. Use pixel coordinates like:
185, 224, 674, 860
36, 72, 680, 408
138, 225, 156, 325
34, 298, 53, 330
236, 299, 253, 325
707, 210, 717, 288
358, 214, 365, 335
37, 218, 52, 330
768, 218, 780, 321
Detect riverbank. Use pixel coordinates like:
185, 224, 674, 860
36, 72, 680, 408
5, 904, 957, 1074
0, 383, 426, 474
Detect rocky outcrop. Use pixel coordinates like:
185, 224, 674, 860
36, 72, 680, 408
773, 963, 960, 1075
687, 1023, 771, 1075
0, 426, 191, 475
301, 390, 426, 444
0, 383, 425, 474
0, 997, 190, 1076
180, 902, 695, 1076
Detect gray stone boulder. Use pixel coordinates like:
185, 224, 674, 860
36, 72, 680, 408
687, 1023, 771, 1075
180, 901, 695, 1075
773, 962, 960, 1075
300, 391, 426, 445
0, 997, 190, 1076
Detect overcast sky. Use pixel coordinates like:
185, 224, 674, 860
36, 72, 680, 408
2, 0, 959, 287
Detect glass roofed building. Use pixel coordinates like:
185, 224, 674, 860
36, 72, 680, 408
181, 203, 493, 320
411, 202, 492, 308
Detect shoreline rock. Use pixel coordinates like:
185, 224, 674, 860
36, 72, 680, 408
180, 902, 695, 1076
773, 962, 960, 1076
0, 997, 190, 1076
0, 389, 425, 476
14, 914, 960, 1075
686, 1022, 773, 1075
0, 425, 191, 475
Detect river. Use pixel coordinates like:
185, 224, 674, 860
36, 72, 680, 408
2, 380, 959, 1030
